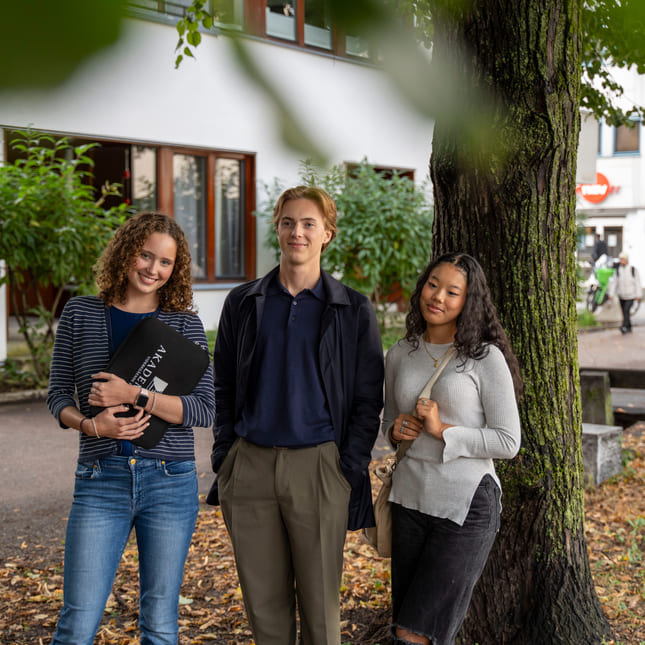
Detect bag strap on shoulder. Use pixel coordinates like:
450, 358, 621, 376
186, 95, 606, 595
396, 345, 457, 462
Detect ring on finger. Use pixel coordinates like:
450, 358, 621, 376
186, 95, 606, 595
402, 419, 407, 427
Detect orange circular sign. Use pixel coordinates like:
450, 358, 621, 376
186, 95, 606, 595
576, 172, 616, 203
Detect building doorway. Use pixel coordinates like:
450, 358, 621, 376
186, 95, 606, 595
604, 226, 623, 259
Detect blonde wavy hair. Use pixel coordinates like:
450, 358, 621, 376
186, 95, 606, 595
95, 211, 195, 312
272, 185, 338, 252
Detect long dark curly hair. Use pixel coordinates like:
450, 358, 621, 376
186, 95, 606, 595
405, 252, 523, 398
95, 211, 195, 312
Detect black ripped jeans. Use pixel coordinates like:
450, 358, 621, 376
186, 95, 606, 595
391, 475, 500, 645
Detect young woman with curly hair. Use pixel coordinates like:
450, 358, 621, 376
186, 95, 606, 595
382, 252, 522, 645
47, 211, 215, 645
95, 211, 195, 312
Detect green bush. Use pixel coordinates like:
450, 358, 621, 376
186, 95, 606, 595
256, 159, 434, 328
0, 129, 130, 383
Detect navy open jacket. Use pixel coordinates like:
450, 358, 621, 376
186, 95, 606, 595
208, 266, 384, 531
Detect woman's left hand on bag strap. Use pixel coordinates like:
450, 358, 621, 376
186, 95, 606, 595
415, 397, 452, 440
392, 413, 423, 443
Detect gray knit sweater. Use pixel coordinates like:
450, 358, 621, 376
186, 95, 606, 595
381, 338, 521, 525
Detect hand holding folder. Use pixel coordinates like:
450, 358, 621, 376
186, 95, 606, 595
90, 317, 210, 448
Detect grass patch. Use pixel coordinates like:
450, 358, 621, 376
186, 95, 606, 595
578, 309, 599, 328
206, 329, 217, 354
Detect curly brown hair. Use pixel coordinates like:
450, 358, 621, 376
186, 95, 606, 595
95, 211, 195, 312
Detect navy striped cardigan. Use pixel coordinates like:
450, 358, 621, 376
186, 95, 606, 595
47, 296, 215, 462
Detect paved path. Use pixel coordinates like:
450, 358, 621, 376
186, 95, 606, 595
1, 320, 644, 563
578, 324, 645, 369
0, 401, 217, 561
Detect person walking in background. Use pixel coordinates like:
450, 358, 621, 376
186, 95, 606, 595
591, 233, 609, 264
209, 186, 384, 645
382, 252, 522, 645
609, 251, 642, 334
46, 212, 215, 645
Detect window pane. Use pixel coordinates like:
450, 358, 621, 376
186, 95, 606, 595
215, 159, 245, 278
132, 0, 189, 18
173, 154, 207, 279
615, 123, 639, 152
164, 0, 194, 16
131, 146, 157, 212
266, 1, 296, 41
346, 33, 370, 58
212, 0, 244, 27
304, 0, 331, 49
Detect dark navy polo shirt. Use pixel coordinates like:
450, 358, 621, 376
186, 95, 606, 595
235, 274, 335, 447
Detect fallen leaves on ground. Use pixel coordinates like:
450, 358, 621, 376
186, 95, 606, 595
1, 426, 644, 645
584, 423, 645, 644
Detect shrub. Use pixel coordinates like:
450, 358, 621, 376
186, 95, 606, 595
0, 129, 130, 383
256, 159, 434, 327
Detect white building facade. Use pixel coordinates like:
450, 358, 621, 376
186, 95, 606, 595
0, 1, 435, 361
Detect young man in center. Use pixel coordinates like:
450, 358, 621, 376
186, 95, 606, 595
208, 186, 384, 645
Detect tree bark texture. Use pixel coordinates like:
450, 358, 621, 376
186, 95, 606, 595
428, 1, 612, 643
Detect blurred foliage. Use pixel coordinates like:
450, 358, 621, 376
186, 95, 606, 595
395, 0, 645, 126
0, 1, 128, 88
177, 0, 500, 162
2, 2, 644, 152
175, 0, 645, 162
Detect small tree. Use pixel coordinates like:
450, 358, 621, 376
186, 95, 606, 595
0, 130, 129, 383
256, 159, 434, 327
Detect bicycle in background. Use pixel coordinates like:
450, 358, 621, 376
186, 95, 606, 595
585, 255, 616, 313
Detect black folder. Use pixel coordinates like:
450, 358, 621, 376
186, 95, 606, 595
90, 317, 210, 448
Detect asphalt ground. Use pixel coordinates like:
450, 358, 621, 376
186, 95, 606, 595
0, 401, 217, 562
1, 303, 643, 563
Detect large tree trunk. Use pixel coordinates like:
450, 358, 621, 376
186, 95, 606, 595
428, 1, 612, 643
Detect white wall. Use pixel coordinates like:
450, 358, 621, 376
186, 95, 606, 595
0, 17, 435, 331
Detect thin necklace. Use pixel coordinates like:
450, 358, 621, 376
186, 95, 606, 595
423, 337, 453, 368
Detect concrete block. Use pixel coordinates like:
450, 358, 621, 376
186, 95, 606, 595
582, 423, 623, 486
580, 370, 614, 425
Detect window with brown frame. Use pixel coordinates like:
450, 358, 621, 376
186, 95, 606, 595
127, 0, 376, 60
259, 0, 374, 58
161, 147, 255, 281
614, 120, 640, 154
4, 131, 256, 284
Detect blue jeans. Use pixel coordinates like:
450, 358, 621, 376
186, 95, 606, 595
51, 456, 198, 645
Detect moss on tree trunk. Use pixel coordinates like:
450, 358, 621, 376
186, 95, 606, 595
428, 1, 612, 642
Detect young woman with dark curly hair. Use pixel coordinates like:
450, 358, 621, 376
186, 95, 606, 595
381, 252, 522, 645
47, 211, 215, 645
